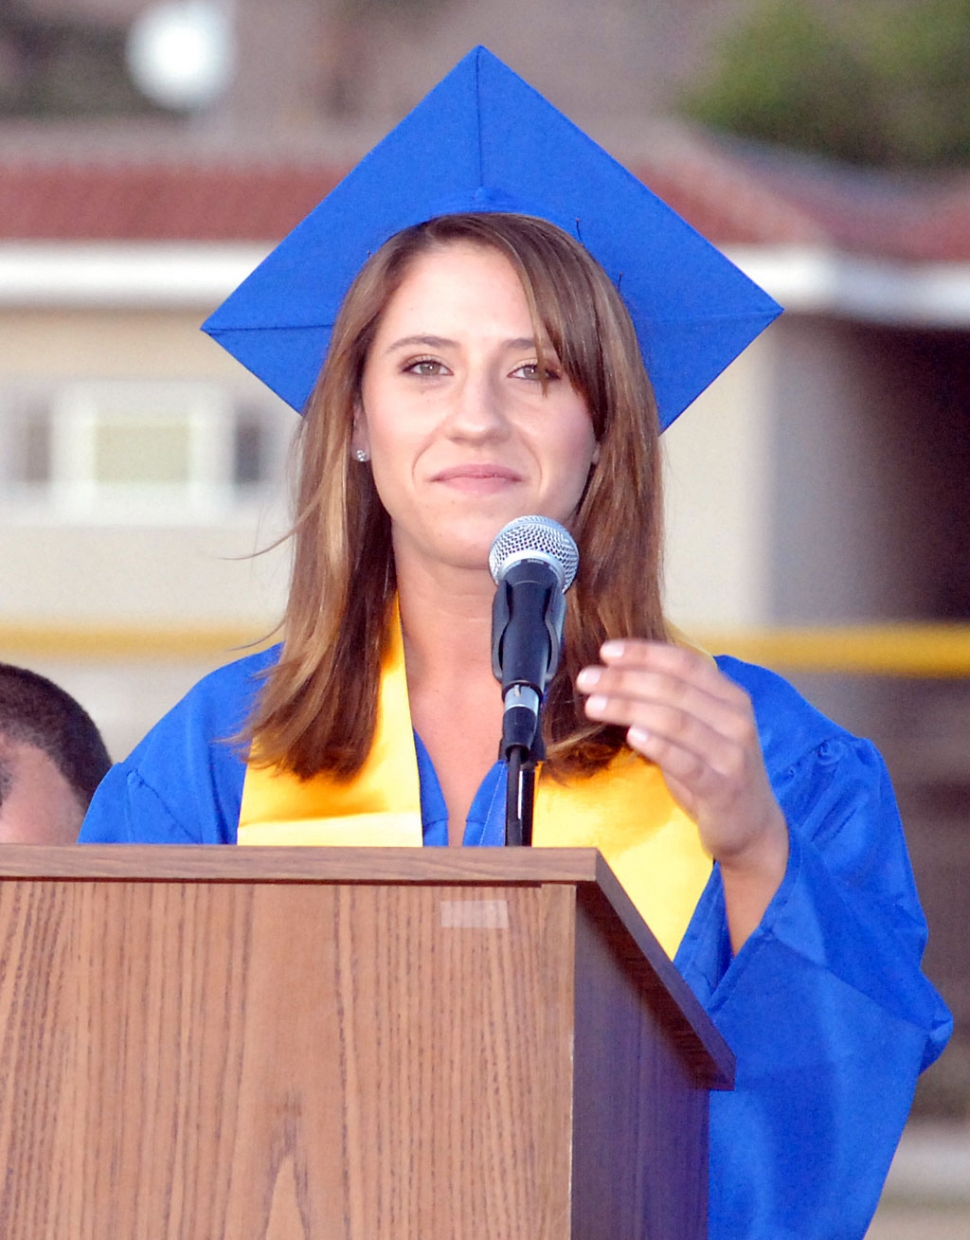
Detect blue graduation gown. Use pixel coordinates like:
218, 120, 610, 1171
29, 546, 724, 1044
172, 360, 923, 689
81, 650, 952, 1239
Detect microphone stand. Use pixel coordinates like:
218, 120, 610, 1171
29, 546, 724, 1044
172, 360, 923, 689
504, 728, 542, 847
505, 747, 536, 846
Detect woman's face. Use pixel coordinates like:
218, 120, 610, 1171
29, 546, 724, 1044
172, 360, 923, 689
357, 241, 600, 575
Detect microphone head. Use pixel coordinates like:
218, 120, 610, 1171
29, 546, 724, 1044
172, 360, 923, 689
488, 515, 579, 590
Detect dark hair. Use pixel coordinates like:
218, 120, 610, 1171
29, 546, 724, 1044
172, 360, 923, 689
0, 664, 111, 809
245, 212, 666, 779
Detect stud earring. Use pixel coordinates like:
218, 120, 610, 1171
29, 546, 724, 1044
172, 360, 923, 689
355, 448, 369, 463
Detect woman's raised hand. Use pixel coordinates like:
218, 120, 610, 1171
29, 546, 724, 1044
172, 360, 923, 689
576, 640, 789, 950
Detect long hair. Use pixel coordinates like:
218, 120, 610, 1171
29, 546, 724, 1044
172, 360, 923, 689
245, 213, 667, 778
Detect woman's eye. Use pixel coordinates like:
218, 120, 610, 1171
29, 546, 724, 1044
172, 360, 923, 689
512, 362, 560, 381
405, 358, 447, 377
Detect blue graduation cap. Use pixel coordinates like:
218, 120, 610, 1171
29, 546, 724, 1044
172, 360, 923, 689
203, 46, 781, 431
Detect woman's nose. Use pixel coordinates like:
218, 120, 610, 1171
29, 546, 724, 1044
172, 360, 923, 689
444, 370, 510, 440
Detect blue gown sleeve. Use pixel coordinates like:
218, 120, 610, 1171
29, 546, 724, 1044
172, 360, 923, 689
674, 658, 953, 1240
80, 647, 279, 844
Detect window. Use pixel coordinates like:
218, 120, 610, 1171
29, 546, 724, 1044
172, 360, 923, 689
0, 380, 292, 523
0, 390, 53, 489
49, 381, 236, 521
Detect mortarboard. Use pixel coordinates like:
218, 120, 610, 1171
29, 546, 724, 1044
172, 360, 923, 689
202, 46, 781, 431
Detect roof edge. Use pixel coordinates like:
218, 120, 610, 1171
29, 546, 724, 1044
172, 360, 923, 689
2, 240, 970, 327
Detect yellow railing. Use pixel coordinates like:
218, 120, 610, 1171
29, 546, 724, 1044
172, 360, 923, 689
691, 625, 970, 677
4, 622, 970, 676
0, 623, 275, 660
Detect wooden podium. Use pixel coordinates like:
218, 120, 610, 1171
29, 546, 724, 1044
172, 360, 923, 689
0, 846, 733, 1239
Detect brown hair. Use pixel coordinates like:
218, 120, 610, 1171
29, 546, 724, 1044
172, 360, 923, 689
245, 213, 667, 778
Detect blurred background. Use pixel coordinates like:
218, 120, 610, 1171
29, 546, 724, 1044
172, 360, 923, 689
0, 2, 968, 1231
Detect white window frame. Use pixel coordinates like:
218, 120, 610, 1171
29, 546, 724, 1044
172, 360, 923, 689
49, 381, 236, 523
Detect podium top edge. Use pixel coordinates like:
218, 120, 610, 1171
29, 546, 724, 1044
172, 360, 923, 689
0, 844, 607, 884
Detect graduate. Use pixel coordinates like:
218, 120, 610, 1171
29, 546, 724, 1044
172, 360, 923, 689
81, 48, 951, 1239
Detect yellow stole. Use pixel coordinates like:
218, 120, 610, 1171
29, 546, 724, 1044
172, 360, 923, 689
239, 618, 712, 958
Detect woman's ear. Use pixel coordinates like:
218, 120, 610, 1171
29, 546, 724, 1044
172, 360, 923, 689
591, 441, 601, 466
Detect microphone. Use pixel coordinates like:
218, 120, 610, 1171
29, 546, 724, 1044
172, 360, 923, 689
489, 515, 579, 761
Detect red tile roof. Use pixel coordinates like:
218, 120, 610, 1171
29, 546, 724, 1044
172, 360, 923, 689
666, 135, 970, 264
0, 162, 346, 242
1, 136, 968, 262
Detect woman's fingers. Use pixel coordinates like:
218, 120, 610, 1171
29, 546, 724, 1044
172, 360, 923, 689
577, 641, 755, 761
591, 640, 751, 712
577, 638, 790, 951
583, 686, 737, 775
581, 672, 752, 755
576, 639, 777, 852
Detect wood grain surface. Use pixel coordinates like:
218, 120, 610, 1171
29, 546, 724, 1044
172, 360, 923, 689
571, 893, 709, 1239
0, 843, 605, 883
0, 851, 732, 1237
0, 846, 735, 1088
0, 877, 577, 1238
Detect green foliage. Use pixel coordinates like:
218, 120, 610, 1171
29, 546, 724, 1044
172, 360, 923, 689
682, 0, 970, 167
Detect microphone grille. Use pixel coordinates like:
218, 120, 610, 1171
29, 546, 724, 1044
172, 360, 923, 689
489, 516, 579, 589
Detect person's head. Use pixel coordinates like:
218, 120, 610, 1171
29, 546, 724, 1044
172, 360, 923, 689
354, 237, 602, 575
315, 213, 660, 575
249, 213, 665, 778
0, 664, 111, 843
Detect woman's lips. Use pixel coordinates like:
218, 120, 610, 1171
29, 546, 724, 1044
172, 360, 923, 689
432, 464, 522, 490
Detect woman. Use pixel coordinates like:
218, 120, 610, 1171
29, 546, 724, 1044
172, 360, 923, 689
83, 209, 949, 1235
82, 50, 950, 1240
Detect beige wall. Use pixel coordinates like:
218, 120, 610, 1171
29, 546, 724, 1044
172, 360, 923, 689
0, 305, 295, 629
662, 327, 776, 630
0, 307, 244, 379
0, 305, 292, 755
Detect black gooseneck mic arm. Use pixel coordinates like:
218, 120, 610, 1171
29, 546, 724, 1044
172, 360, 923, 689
504, 744, 536, 847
